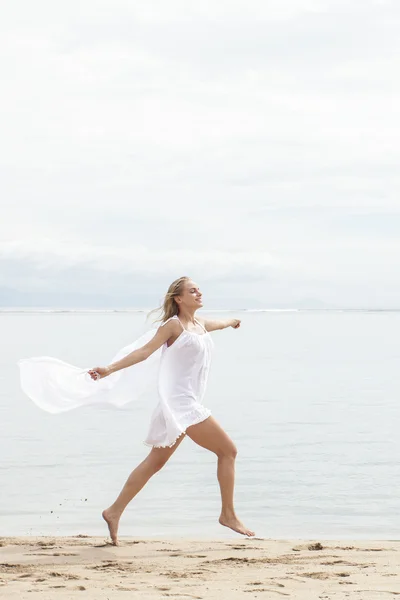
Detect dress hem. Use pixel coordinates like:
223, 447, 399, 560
142, 410, 212, 449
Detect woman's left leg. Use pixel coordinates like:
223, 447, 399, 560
186, 416, 255, 537
103, 433, 186, 544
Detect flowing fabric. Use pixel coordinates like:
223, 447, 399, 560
18, 316, 213, 448
18, 329, 161, 414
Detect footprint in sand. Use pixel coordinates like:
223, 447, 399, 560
0, 563, 33, 575
115, 586, 139, 591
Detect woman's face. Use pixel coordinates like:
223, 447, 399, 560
177, 280, 203, 309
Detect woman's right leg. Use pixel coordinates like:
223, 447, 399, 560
103, 433, 186, 544
186, 416, 255, 537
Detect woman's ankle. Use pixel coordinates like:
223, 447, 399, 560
220, 507, 236, 519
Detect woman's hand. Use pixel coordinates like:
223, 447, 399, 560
88, 366, 111, 381
230, 319, 241, 329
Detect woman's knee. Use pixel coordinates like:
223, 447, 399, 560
145, 451, 169, 473
218, 442, 237, 460
230, 443, 238, 460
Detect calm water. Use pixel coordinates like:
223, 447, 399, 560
1, 310, 400, 540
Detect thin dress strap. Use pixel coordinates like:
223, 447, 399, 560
161, 315, 184, 330
195, 318, 207, 333
173, 315, 185, 331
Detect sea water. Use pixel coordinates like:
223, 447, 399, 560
1, 310, 399, 540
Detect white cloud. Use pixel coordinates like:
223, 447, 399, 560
0, 239, 274, 276
1, 0, 400, 307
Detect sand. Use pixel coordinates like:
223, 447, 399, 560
1, 536, 399, 599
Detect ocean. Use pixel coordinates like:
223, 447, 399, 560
1, 310, 400, 540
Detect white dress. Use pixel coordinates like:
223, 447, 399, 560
18, 315, 213, 448
144, 316, 213, 447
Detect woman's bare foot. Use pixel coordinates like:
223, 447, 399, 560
219, 512, 255, 537
102, 508, 121, 545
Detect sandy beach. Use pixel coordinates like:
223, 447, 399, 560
1, 536, 399, 599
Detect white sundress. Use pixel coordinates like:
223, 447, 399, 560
18, 315, 214, 448
144, 316, 213, 447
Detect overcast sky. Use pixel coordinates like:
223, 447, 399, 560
1, 0, 399, 308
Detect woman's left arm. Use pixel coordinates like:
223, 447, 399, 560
198, 318, 241, 332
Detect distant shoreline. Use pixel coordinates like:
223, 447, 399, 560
1, 308, 400, 313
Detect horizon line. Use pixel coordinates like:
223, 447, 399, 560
1, 307, 400, 313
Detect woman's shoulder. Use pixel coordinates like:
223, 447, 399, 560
159, 315, 182, 330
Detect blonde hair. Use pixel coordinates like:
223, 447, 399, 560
149, 276, 190, 323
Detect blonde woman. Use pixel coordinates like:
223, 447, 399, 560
19, 276, 255, 544
89, 276, 254, 544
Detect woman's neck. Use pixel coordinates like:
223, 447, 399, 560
178, 308, 197, 324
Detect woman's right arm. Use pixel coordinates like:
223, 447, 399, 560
88, 320, 177, 380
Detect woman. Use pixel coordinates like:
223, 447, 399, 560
18, 276, 254, 544
88, 276, 254, 544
